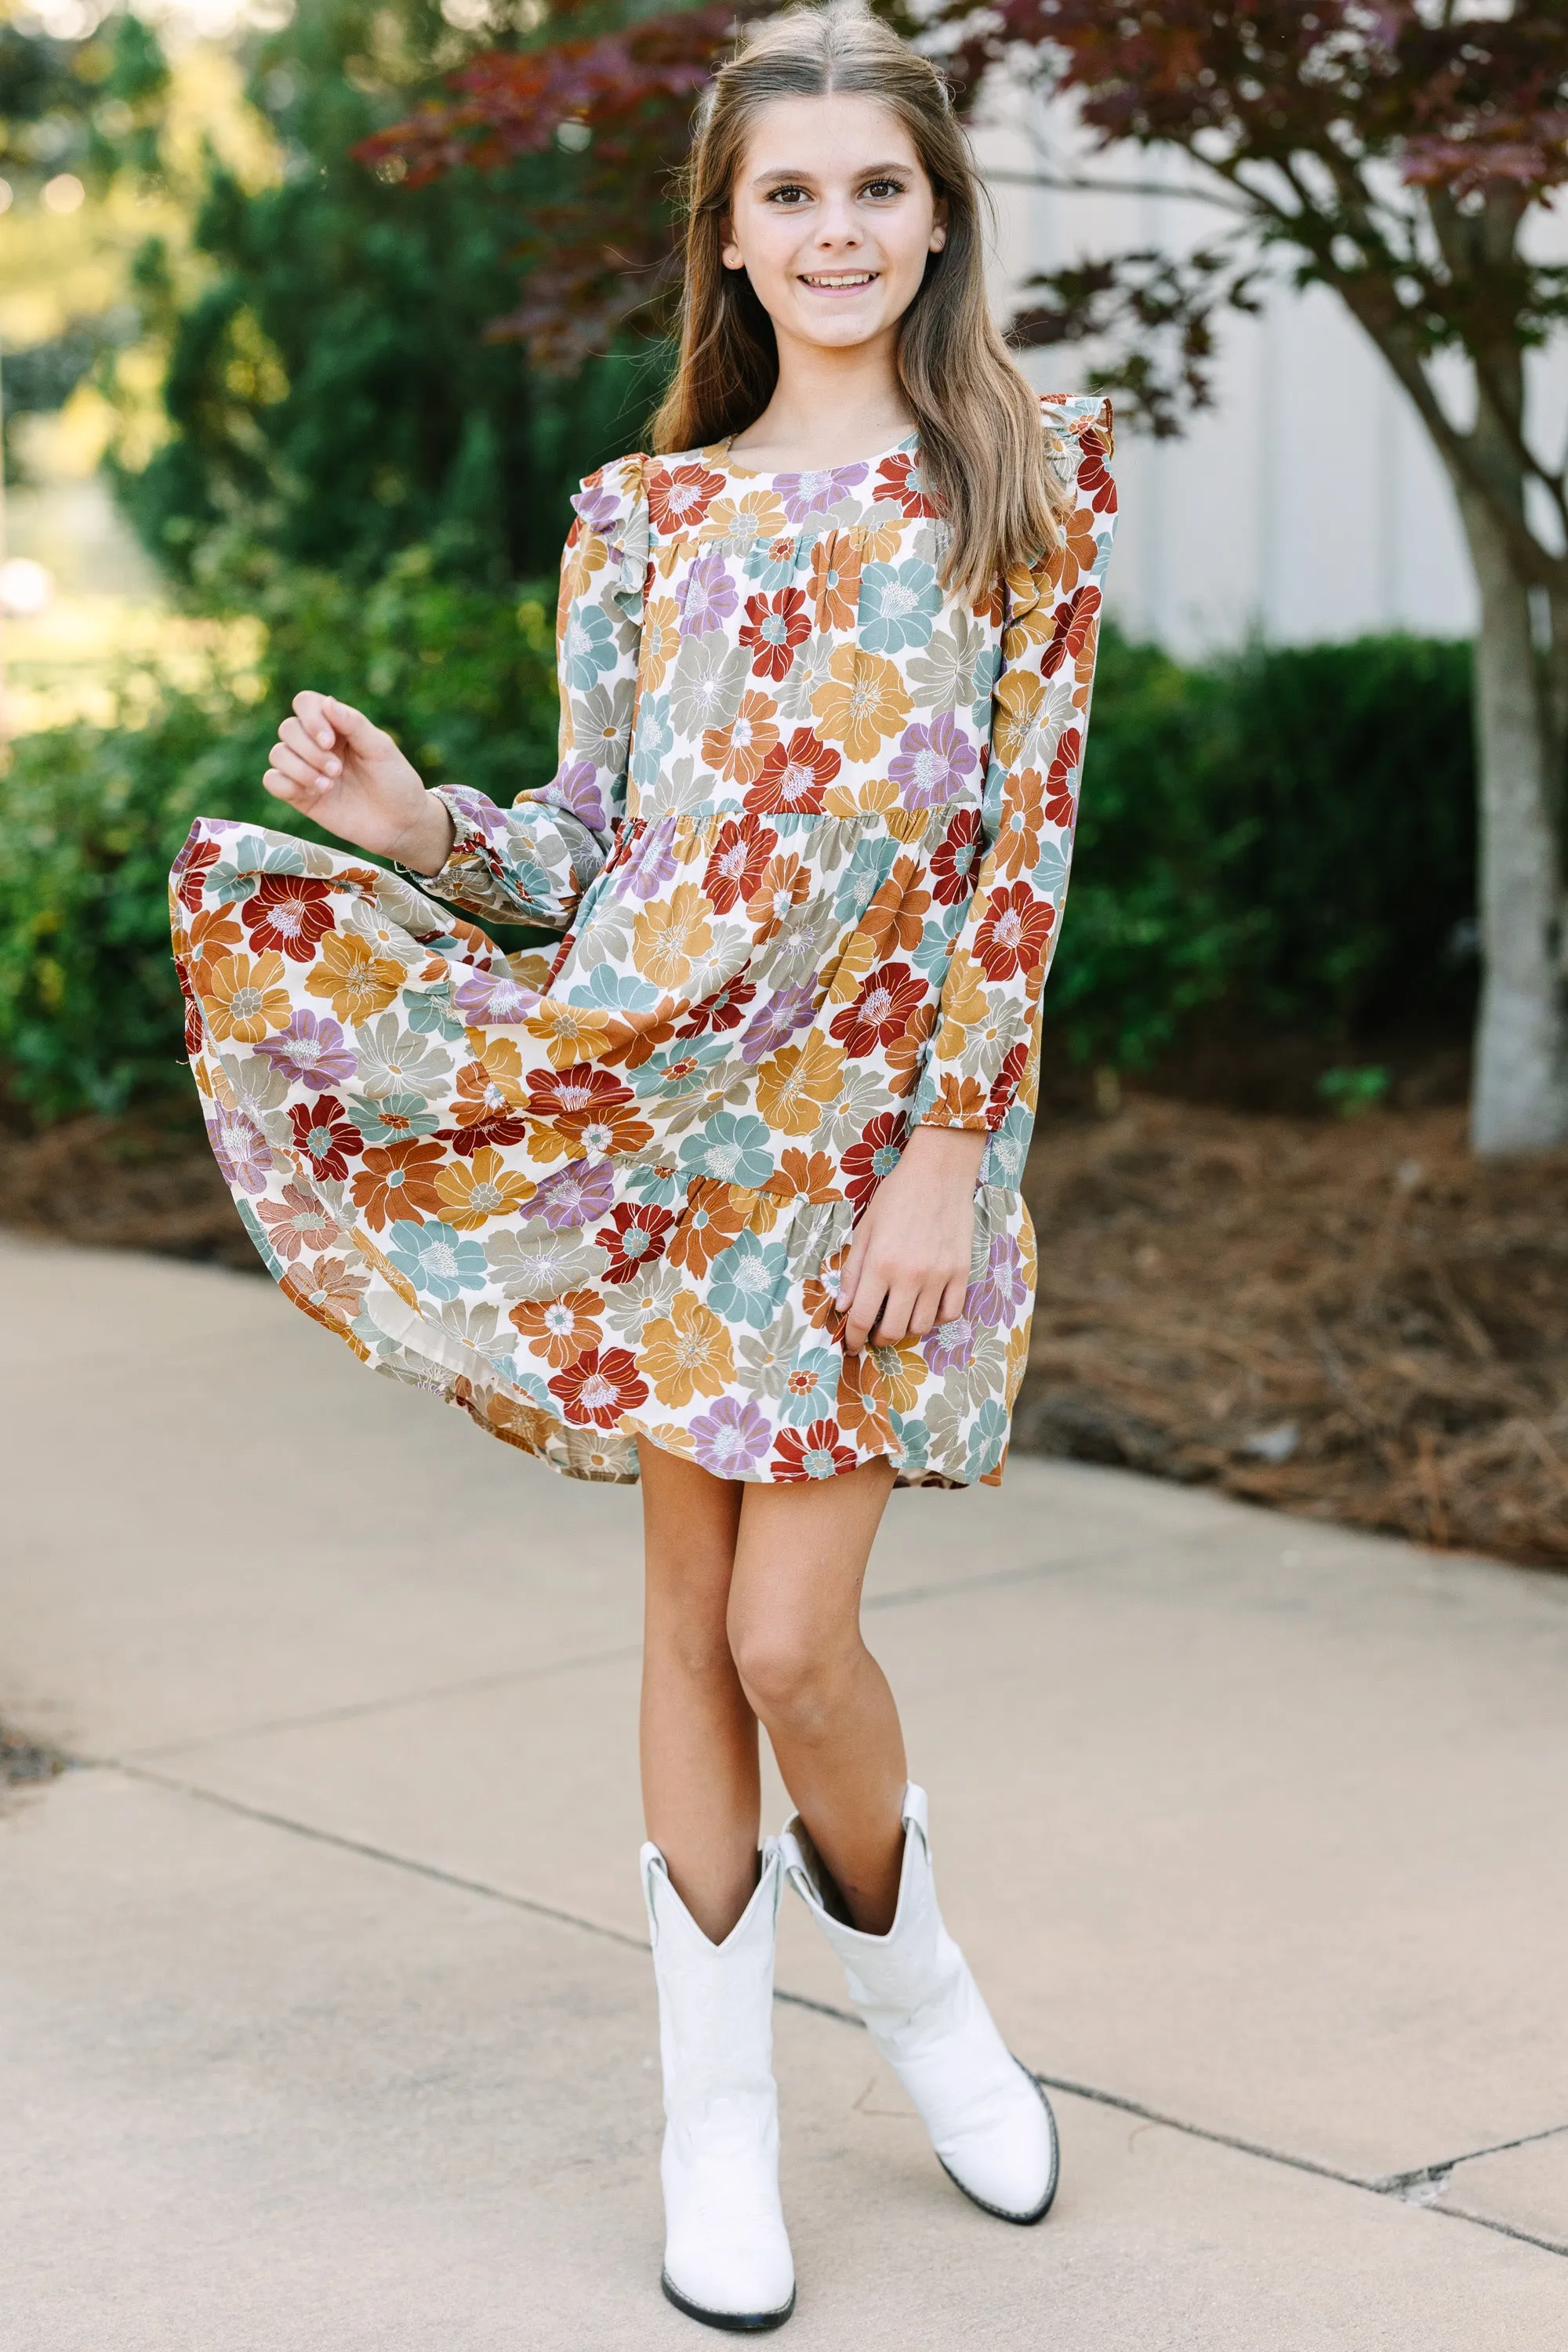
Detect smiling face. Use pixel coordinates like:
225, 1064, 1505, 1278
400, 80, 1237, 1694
720, 93, 946, 357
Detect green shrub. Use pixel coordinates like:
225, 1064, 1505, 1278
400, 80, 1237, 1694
1050, 627, 1476, 1067
0, 546, 559, 1120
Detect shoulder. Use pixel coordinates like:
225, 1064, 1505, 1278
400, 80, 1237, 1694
1036, 392, 1115, 463
572, 452, 649, 543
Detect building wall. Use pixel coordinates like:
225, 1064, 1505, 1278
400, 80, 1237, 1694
972, 88, 1566, 659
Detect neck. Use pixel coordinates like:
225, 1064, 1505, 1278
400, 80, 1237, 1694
729, 321, 914, 470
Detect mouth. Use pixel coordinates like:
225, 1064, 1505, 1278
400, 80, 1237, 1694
799, 270, 878, 294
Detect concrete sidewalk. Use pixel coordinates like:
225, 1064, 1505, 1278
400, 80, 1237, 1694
2, 1232, 1566, 2348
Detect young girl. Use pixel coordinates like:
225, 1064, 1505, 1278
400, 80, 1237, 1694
170, 1, 1114, 2328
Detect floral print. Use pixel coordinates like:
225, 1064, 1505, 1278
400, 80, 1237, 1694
172, 396, 1115, 1488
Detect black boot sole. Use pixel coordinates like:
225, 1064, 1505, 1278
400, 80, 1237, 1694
661, 2272, 796, 2332
936, 2063, 1060, 2227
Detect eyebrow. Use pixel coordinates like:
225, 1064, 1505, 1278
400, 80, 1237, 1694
749, 160, 914, 188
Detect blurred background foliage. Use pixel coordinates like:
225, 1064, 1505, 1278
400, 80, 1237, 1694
0, 0, 1478, 1129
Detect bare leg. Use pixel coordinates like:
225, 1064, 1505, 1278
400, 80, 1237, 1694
728, 1461, 906, 1936
638, 1443, 759, 1944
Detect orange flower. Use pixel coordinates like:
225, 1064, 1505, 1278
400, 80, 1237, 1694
641, 1290, 735, 1406
834, 1348, 896, 1454
509, 1288, 604, 1368
453, 1034, 529, 1124
861, 854, 932, 960
202, 950, 292, 1044
702, 689, 780, 786
350, 1138, 447, 1230
434, 1146, 536, 1229
306, 929, 406, 1024
808, 531, 862, 632
755, 1033, 846, 1138
811, 646, 911, 763
646, 460, 725, 534
280, 1254, 368, 1333
927, 1073, 989, 1126
746, 852, 809, 942
187, 906, 243, 965
668, 1178, 748, 1277
772, 1148, 841, 1203
932, 950, 987, 1061
993, 768, 1047, 880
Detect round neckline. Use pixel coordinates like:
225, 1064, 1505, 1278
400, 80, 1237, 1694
713, 426, 919, 482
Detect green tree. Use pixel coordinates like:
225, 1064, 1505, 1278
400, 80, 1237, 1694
116, 0, 645, 591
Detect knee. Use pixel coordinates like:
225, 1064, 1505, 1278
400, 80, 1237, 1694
728, 1611, 852, 1738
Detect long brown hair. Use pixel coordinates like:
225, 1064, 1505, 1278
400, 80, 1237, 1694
650, 1, 1070, 601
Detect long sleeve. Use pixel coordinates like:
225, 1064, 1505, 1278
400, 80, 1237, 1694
914, 398, 1116, 1140
416, 454, 649, 929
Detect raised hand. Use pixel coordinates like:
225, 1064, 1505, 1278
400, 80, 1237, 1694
837, 1124, 987, 1353
263, 691, 455, 875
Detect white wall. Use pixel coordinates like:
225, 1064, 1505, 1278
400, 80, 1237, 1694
972, 82, 1567, 659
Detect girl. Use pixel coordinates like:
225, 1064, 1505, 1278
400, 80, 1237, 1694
169, 1, 1115, 2329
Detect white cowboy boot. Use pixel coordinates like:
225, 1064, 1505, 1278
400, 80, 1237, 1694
779, 1784, 1058, 2225
642, 1838, 796, 2332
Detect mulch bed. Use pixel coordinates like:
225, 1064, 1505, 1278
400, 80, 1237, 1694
3, 1096, 1565, 1570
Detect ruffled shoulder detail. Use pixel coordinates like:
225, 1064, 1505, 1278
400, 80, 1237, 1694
570, 452, 650, 622
1006, 395, 1116, 629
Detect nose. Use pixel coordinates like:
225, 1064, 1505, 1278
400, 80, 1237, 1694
814, 192, 864, 249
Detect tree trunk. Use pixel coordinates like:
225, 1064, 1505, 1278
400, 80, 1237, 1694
1454, 489, 1568, 1152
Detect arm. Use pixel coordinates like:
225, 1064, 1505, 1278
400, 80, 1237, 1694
260, 455, 648, 928
914, 404, 1116, 1142
840, 402, 1116, 1354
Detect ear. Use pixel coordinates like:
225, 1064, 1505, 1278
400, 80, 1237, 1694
929, 192, 949, 254
720, 212, 744, 271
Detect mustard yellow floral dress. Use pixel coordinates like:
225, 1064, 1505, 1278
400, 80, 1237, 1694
170, 394, 1116, 1486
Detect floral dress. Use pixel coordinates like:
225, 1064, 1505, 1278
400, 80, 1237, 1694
170, 394, 1116, 1488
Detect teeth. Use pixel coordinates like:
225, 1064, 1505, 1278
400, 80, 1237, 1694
804, 274, 875, 287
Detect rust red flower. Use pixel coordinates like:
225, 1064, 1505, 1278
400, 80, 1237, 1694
829, 961, 926, 1058
289, 1094, 363, 1182
739, 589, 811, 681
744, 728, 840, 817
973, 884, 1055, 981
548, 1345, 649, 1428
241, 872, 338, 962
595, 1200, 677, 1283
702, 815, 779, 914
771, 1418, 858, 1481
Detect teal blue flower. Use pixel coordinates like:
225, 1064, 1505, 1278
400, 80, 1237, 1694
779, 1346, 840, 1426
969, 644, 1001, 735
707, 1229, 790, 1330
1030, 835, 1070, 895
833, 833, 899, 925
633, 1033, 733, 1100
678, 1112, 775, 1189
581, 966, 659, 1012
401, 985, 465, 1041
966, 1399, 1010, 1482
630, 692, 674, 787
858, 558, 942, 654
562, 600, 617, 688
891, 1411, 930, 1474
346, 1093, 440, 1144
386, 1219, 487, 1302
624, 1163, 686, 1209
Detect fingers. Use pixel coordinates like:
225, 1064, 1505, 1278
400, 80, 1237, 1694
868, 1284, 918, 1348
276, 716, 341, 782
934, 1272, 969, 1330
841, 1266, 887, 1356
318, 694, 388, 755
